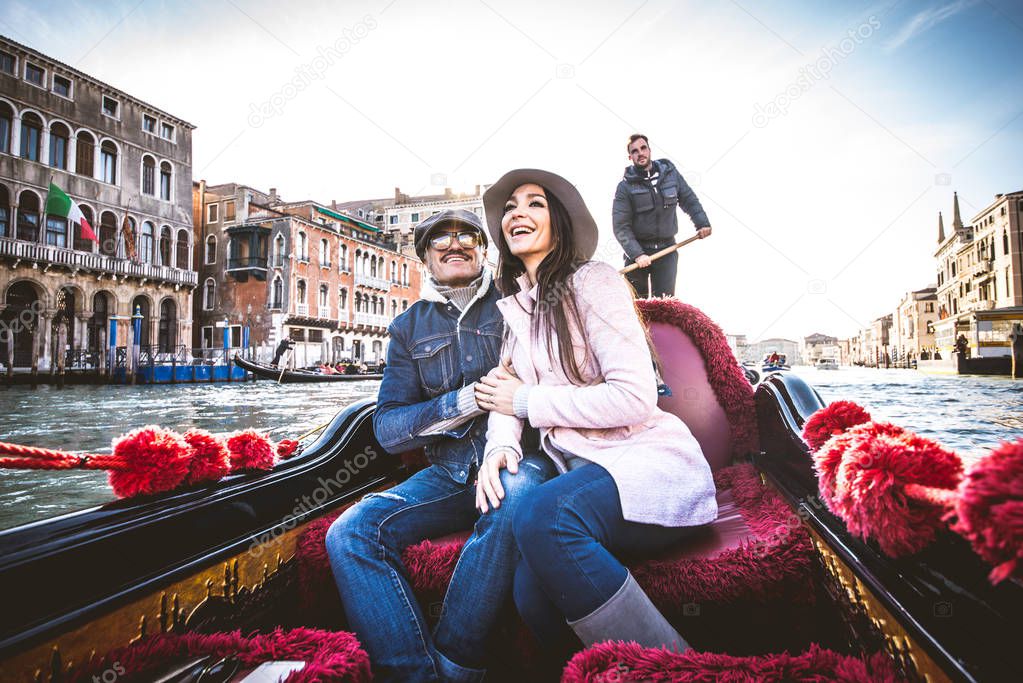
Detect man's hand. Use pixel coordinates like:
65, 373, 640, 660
697, 226, 712, 239
476, 449, 519, 513
475, 367, 523, 415
634, 254, 652, 269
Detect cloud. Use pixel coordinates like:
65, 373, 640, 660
884, 0, 977, 51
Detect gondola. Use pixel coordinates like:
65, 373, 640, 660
1, 298, 1019, 682
233, 355, 383, 383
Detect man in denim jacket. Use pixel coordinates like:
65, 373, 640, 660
612, 133, 712, 298
326, 209, 554, 682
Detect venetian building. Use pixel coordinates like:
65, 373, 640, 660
0, 37, 196, 372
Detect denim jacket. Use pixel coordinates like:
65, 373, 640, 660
373, 269, 504, 483
611, 158, 710, 260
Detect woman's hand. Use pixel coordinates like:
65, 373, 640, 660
475, 366, 523, 416
476, 449, 519, 513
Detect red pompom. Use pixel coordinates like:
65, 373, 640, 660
226, 430, 277, 472
814, 421, 963, 557
277, 439, 300, 459
108, 427, 191, 498
803, 401, 872, 452
949, 440, 1023, 584
183, 430, 231, 484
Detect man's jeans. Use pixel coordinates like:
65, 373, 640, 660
511, 463, 693, 645
624, 246, 678, 298
326, 455, 555, 683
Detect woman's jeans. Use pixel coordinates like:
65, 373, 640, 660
325, 454, 555, 683
512, 463, 693, 645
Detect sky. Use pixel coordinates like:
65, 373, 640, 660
4, 0, 1022, 342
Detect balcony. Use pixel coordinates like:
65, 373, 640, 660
0, 237, 197, 287
354, 273, 391, 291
296, 304, 309, 316
226, 224, 270, 282
972, 260, 993, 279
354, 312, 390, 328
227, 256, 268, 274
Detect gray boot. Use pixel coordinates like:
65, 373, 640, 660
568, 572, 690, 651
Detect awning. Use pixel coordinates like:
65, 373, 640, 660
316, 206, 379, 232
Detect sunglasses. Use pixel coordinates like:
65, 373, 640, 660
429, 231, 482, 251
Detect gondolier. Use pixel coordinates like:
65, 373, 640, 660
612, 134, 712, 298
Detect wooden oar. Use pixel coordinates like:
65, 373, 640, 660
619, 234, 702, 275
277, 348, 291, 384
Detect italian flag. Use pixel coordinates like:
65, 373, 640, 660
45, 182, 97, 242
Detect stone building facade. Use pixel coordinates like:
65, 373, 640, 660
0, 36, 196, 372
891, 287, 937, 362
194, 183, 423, 366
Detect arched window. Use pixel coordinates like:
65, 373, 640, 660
402, 299, 408, 312
402, 263, 408, 286
1005, 231, 1010, 256
320, 238, 330, 267
75, 131, 95, 177
100, 140, 117, 184
0, 184, 9, 238
391, 260, 397, 282
141, 155, 155, 195
53, 286, 76, 351
17, 190, 40, 241
340, 244, 348, 271
391, 300, 397, 318
339, 287, 348, 311
205, 234, 216, 264
354, 291, 362, 313
297, 279, 307, 304
298, 232, 308, 260
203, 278, 215, 310
271, 276, 283, 309
140, 221, 155, 263
89, 292, 110, 353
354, 249, 361, 274
159, 161, 172, 200
158, 299, 176, 352
71, 205, 94, 251
319, 283, 329, 311
370, 255, 378, 277
49, 122, 69, 169
274, 234, 285, 266
0, 101, 12, 154
99, 211, 117, 256
176, 229, 189, 269
159, 226, 172, 266
19, 112, 42, 162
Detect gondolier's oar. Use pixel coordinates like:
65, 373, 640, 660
277, 348, 291, 384
619, 234, 702, 275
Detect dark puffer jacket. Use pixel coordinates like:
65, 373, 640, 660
611, 159, 710, 260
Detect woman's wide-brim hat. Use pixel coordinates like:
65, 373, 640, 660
483, 169, 599, 260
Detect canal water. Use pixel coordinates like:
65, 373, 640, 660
0, 368, 1020, 530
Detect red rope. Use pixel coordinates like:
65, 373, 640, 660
0, 442, 127, 470
0, 457, 84, 470
0, 441, 88, 460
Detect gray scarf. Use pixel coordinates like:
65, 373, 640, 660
431, 272, 485, 311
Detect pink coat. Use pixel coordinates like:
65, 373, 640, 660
485, 261, 717, 527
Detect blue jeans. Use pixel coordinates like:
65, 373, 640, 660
512, 463, 693, 645
325, 455, 555, 683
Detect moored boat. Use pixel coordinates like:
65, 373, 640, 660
233, 355, 383, 383
815, 358, 839, 370
0, 298, 1019, 682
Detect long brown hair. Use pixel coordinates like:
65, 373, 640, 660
495, 187, 590, 385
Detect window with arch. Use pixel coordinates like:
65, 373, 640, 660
140, 221, 155, 264
319, 284, 329, 312
354, 249, 361, 274
159, 226, 172, 266
354, 291, 362, 313
370, 255, 378, 278
273, 234, 285, 266
402, 263, 409, 286
176, 229, 189, 269
17, 190, 40, 241
75, 131, 94, 177
203, 279, 215, 310
402, 299, 408, 312
0, 184, 9, 237
100, 140, 117, 184
391, 299, 397, 318
205, 235, 217, 264
339, 287, 348, 311
49, 122, 69, 169
158, 299, 177, 352
340, 243, 348, 272
19, 112, 42, 162
0, 101, 12, 154
298, 232, 308, 261
271, 276, 283, 309
141, 155, 155, 195
159, 161, 172, 200
391, 260, 397, 283
99, 211, 117, 257
1005, 231, 1010, 256
297, 279, 307, 304
320, 238, 330, 267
